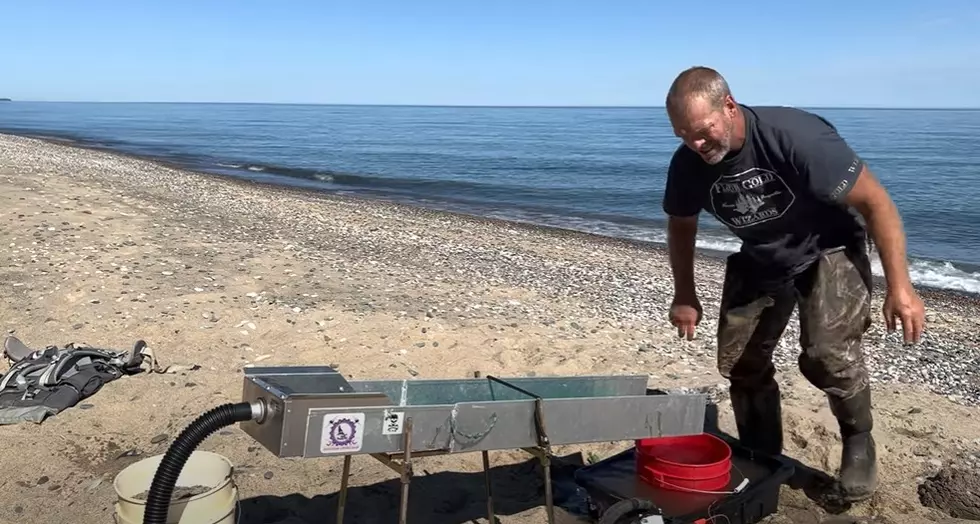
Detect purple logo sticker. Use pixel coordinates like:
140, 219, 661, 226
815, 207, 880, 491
329, 418, 358, 446
320, 413, 364, 454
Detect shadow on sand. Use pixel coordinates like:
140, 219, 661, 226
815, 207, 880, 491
239, 399, 852, 523
239, 451, 589, 524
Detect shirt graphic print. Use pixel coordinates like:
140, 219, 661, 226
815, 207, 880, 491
709, 167, 797, 229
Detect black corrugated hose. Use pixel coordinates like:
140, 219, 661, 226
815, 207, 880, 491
597, 497, 660, 524
143, 402, 255, 524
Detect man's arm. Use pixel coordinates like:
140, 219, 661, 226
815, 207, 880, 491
662, 148, 703, 299
667, 215, 699, 298
842, 166, 911, 290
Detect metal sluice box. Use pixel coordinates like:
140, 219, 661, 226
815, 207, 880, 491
240, 366, 707, 458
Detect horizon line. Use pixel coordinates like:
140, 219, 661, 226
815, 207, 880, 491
4, 100, 980, 111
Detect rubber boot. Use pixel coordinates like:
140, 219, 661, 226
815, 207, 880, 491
730, 383, 783, 456
828, 387, 877, 502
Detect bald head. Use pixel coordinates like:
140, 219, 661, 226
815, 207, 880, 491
665, 66, 732, 117
664, 67, 743, 165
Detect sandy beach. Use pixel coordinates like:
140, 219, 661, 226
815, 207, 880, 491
1, 132, 980, 524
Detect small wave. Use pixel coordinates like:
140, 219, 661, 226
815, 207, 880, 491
31, 134, 77, 144
216, 160, 591, 198
871, 257, 980, 295
693, 235, 980, 294
492, 212, 980, 294
693, 236, 980, 294
694, 237, 743, 253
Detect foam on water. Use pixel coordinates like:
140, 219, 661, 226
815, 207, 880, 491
686, 238, 980, 295
872, 257, 980, 295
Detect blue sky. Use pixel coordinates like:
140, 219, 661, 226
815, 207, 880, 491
2, 0, 979, 107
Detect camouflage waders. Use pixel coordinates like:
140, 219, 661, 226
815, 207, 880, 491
716, 245, 877, 502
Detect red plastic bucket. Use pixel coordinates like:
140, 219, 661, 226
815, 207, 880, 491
635, 433, 732, 492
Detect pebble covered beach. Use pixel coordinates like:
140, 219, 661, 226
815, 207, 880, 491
2, 132, 980, 523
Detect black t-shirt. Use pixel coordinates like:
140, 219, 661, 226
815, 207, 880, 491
662, 105, 867, 283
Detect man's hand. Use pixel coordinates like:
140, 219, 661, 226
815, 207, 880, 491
669, 294, 703, 340
883, 284, 925, 344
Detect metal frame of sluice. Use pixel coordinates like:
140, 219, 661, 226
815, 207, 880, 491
239, 366, 707, 524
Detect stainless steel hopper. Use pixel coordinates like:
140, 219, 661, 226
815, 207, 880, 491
240, 366, 707, 524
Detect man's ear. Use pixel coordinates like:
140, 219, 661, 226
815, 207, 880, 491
724, 94, 737, 115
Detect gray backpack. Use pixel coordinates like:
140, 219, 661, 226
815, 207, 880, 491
0, 336, 156, 425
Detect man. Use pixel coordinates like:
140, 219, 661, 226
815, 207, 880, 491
661, 66, 925, 502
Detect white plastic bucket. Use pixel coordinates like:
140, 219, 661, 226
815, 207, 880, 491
113, 450, 238, 524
